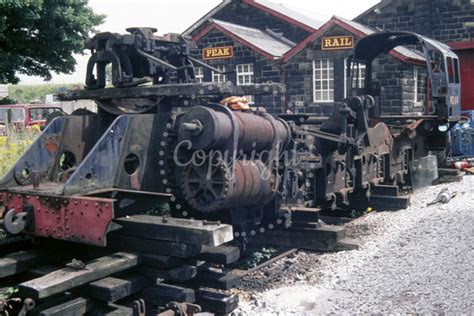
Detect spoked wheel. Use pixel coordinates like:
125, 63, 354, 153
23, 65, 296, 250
181, 158, 231, 213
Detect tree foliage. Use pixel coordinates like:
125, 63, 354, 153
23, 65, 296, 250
0, 96, 18, 105
0, 0, 104, 84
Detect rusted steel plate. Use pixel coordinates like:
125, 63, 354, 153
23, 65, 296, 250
1, 191, 115, 246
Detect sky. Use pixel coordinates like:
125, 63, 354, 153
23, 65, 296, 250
18, 0, 381, 85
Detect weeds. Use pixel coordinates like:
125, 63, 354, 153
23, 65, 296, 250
0, 128, 40, 178
0, 287, 18, 301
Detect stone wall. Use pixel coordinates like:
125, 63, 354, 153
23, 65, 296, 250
373, 55, 426, 115
284, 25, 357, 115
356, 0, 474, 43
193, 30, 284, 113
283, 25, 426, 116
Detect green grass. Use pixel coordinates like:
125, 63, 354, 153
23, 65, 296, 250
0, 129, 40, 178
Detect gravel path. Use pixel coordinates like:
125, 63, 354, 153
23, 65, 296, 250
237, 175, 474, 315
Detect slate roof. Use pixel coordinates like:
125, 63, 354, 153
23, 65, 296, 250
252, 0, 323, 29
182, 0, 323, 37
192, 19, 295, 59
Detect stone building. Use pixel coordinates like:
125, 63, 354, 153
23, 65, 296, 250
355, 0, 474, 109
280, 16, 426, 115
183, 0, 470, 114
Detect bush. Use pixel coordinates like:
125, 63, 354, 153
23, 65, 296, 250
7, 84, 81, 104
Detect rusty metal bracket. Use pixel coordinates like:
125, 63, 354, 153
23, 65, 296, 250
157, 302, 201, 316
0, 298, 35, 316
18, 298, 35, 316
132, 299, 146, 316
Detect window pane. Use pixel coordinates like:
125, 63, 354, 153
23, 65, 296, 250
236, 64, 254, 86
195, 67, 204, 83
453, 58, 460, 84
447, 57, 454, 84
313, 59, 334, 102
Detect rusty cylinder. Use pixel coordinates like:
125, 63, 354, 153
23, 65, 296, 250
227, 159, 276, 208
181, 159, 276, 212
178, 106, 290, 152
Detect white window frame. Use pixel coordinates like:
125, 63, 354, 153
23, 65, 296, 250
212, 65, 227, 83
236, 63, 254, 85
236, 63, 254, 104
313, 59, 334, 103
195, 67, 204, 83
344, 59, 366, 98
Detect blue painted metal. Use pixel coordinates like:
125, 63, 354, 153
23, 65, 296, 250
63, 113, 172, 195
0, 115, 100, 189
63, 115, 129, 194
451, 118, 474, 157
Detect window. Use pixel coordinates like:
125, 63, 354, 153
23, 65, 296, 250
0, 108, 25, 123
236, 64, 254, 85
313, 59, 334, 102
212, 65, 227, 83
446, 57, 460, 84
29, 108, 48, 121
453, 58, 460, 84
344, 59, 366, 98
194, 67, 204, 83
236, 63, 254, 104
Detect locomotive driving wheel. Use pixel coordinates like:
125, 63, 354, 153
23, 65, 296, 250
181, 158, 231, 213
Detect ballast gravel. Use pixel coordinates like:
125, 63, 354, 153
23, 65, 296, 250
237, 175, 474, 315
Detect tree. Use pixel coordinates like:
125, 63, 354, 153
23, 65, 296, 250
0, 97, 17, 105
0, 0, 104, 84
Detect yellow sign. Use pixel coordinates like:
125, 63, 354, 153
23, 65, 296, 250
202, 46, 234, 60
321, 36, 354, 51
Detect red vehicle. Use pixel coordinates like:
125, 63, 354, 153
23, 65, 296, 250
0, 104, 65, 129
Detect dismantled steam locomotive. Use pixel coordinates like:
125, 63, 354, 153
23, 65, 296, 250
0, 27, 461, 246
